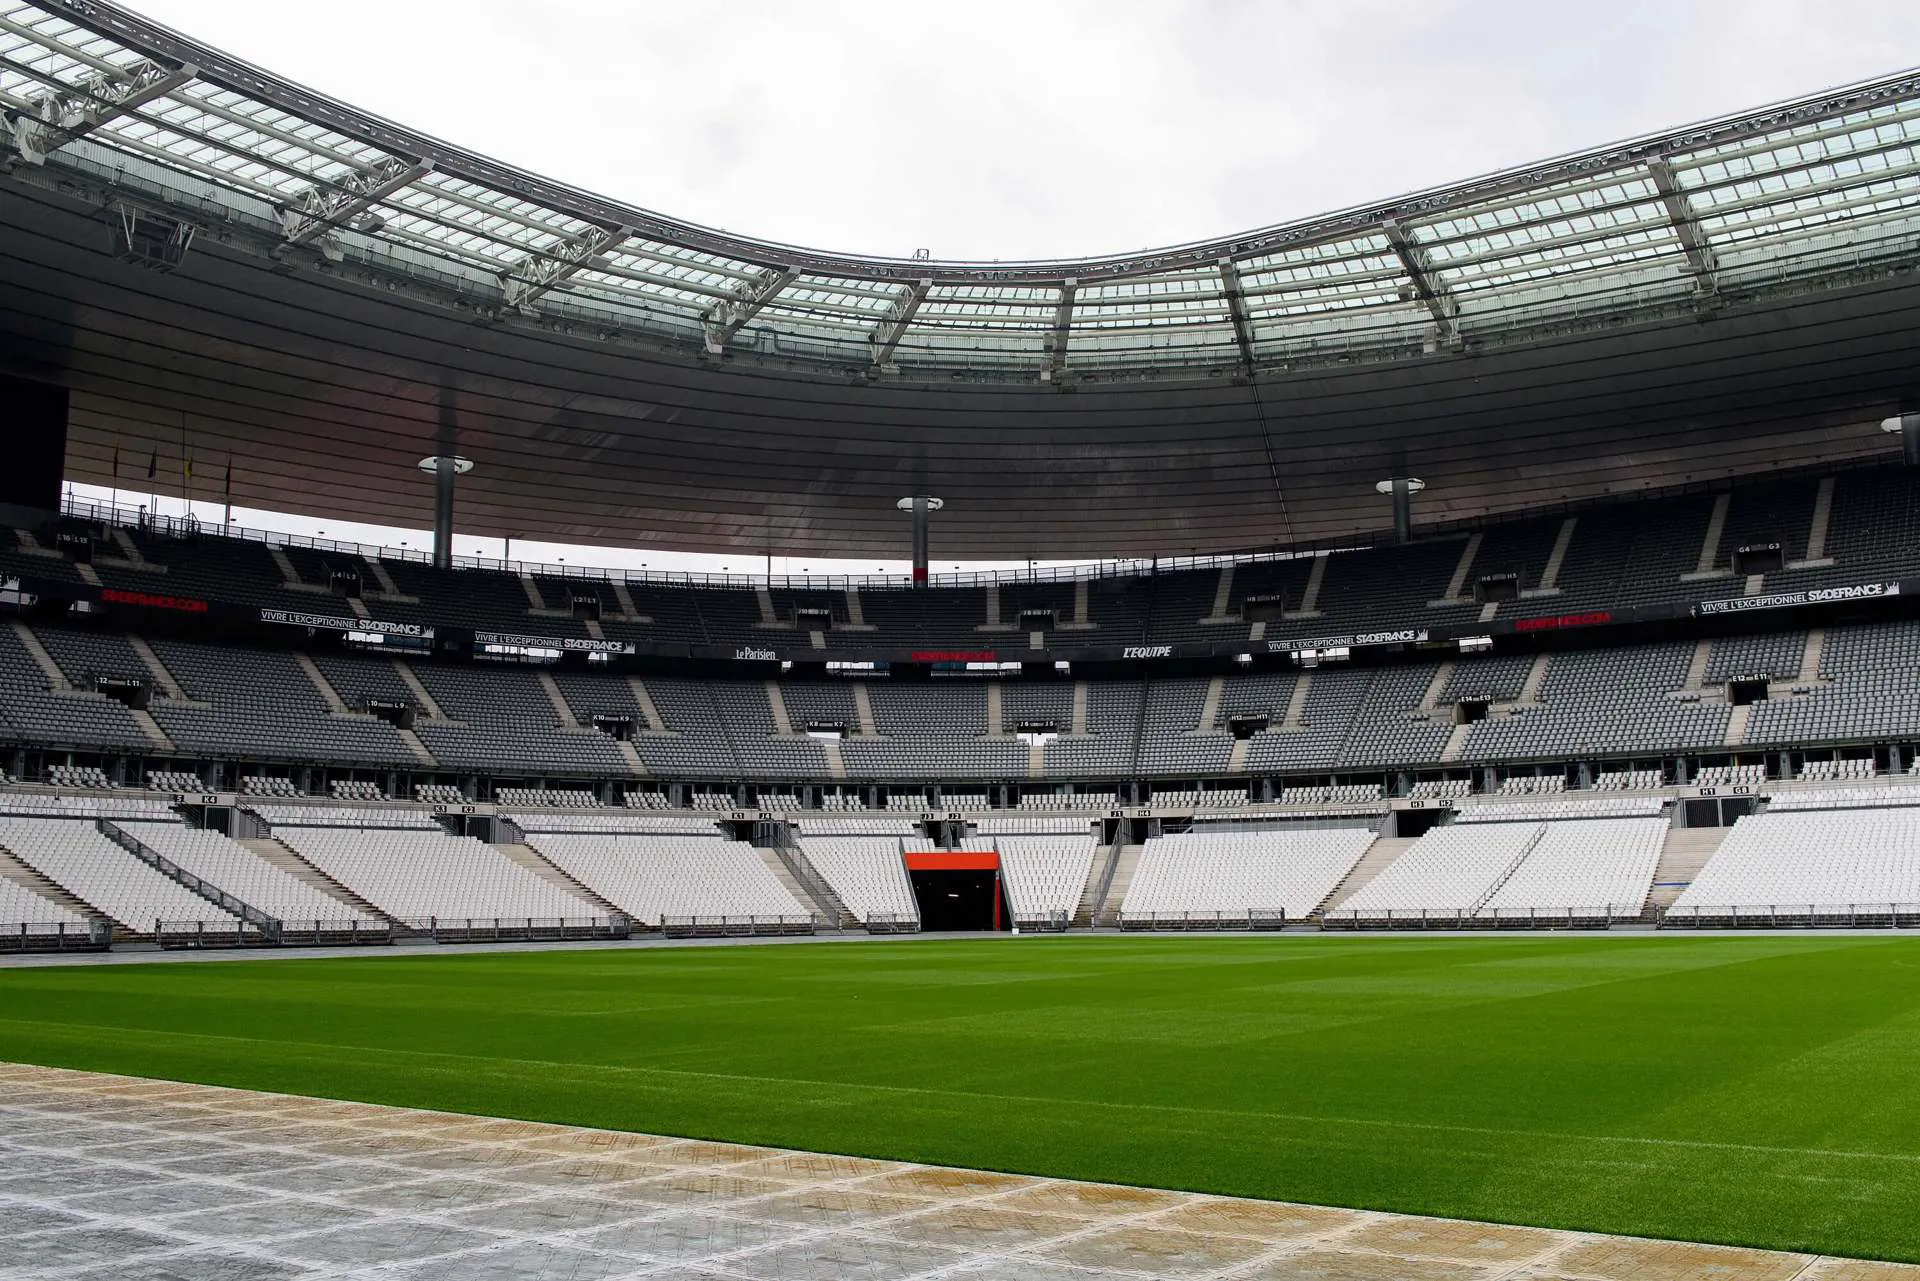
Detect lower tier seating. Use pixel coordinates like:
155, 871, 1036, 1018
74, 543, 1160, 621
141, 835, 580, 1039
1121, 826, 1377, 923
115, 822, 378, 928
1673, 809, 1920, 916
274, 828, 600, 923
797, 835, 919, 924
522, 834, 810, 926
0, 817, 238, 934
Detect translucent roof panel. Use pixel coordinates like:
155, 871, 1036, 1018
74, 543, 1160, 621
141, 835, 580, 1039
3, 1, 1918, 380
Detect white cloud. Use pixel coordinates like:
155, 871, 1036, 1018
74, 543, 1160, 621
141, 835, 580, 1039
131, 0, 1920, 260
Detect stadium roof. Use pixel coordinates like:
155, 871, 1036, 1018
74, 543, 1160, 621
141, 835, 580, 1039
5, 2, 1919, 381
1, 2, 1919, 560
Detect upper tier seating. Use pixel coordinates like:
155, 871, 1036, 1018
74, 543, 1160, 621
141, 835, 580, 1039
0, 817, 238, 933
14, 465, 1920, 657
1121, 826, 1377, 922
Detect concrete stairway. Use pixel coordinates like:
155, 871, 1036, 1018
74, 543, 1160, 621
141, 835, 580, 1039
1317, 836, 1417, 916
1095, 844, 1145, 925
0, 843, 98, 921
1647, 826, 1729, 911
761, 845, 856, 928
1074, 841, 1121, 928
493, 844, 620, 916
240, 837, 387, 921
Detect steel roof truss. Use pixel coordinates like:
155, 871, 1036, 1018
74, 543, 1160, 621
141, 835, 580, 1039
1647, 159, 1719, 295
4, 55, 192, 163
1383, 218, 1461, 348
1217, 258, 1257, 371
702, 264, 797, 353
1042, 278, 1076, 379
280, 152, 432, 252
869, 279, 931, 368
501, 223, 631, 313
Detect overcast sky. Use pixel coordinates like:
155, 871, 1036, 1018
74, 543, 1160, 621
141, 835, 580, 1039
81, 0, 1920, 575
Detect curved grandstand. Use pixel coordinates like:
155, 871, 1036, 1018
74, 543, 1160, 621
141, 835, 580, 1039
1, 2, 1919, 555
4, 2, 1920, 953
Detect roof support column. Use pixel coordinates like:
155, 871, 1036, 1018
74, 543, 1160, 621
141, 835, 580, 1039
897, 495, 944, 588
419, 456, 473, 570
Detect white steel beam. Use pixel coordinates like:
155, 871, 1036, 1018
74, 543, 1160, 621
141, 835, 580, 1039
1383, 218, 1461, 348
280, 154, 432, 249
1218, 258, 1256, 371
5, 59, 195, 164
1042, 278, 1077, 380
1647, 159, 1718, 294
501, 224, 631, 313
869, 279, 931, 368
703, 265, 797, 353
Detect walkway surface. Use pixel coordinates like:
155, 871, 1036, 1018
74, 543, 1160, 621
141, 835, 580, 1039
2, 1063, 1914, 1280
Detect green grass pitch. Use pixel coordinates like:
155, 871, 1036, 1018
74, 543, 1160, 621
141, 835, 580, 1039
5, 934, 1920, 1261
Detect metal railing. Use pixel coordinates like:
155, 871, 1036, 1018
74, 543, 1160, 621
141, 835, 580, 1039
58, 492, 1320, 592
1012, 911, 1070, 933
0, 920, 111, 951
863, 912, 920, 934
659, 914, 815, 938
402, 916, 631, 942
1661, 903, 1920, 928
103, 820, 283, 943
1117, 910, 1253, 930
155, 918, 274, 948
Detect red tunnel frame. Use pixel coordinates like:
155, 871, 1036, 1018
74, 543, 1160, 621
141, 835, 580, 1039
902, 851, 1003, 931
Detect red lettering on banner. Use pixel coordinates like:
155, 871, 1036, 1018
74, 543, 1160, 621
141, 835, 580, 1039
1514, 611, 1612, 632
910, 650, 997, 662
100, 588, 209, 614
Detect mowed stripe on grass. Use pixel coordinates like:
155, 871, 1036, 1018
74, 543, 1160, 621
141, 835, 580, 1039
3, 934, 1919, 1261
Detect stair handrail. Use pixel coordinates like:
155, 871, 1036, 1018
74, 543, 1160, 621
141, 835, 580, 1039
1089, 827, 1128, 927
98, 820, 282, 943
770, 823, 852, 929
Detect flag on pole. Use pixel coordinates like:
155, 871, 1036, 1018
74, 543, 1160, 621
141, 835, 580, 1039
146, 448, 157, 480
223, 455, 233, 525
112, 443, 120, 482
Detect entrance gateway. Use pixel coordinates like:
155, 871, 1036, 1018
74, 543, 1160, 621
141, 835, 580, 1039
904, 851, 1011, 931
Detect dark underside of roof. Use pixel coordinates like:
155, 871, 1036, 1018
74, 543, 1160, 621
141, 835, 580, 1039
2, 178, 1917, 562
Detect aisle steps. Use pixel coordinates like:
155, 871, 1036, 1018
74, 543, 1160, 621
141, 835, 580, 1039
1647, 827, 1729, 911
1317, 837, 1417, 916
239, 837, 387, 921
493, 843, 620, 916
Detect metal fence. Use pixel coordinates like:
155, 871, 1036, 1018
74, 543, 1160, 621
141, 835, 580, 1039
400, 916, 631, 943
1661, 903, 1920, 928
0, 920, 111, 952
863, 912, 920, 934
659, 914, 816, 939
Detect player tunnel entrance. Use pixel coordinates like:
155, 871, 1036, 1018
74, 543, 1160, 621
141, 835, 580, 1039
904, 851, 1010, 932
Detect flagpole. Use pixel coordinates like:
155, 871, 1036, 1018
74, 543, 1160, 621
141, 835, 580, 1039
223, 454, 233, 528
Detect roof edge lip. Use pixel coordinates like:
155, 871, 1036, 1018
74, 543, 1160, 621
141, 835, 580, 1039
52, 1, 1920, 284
